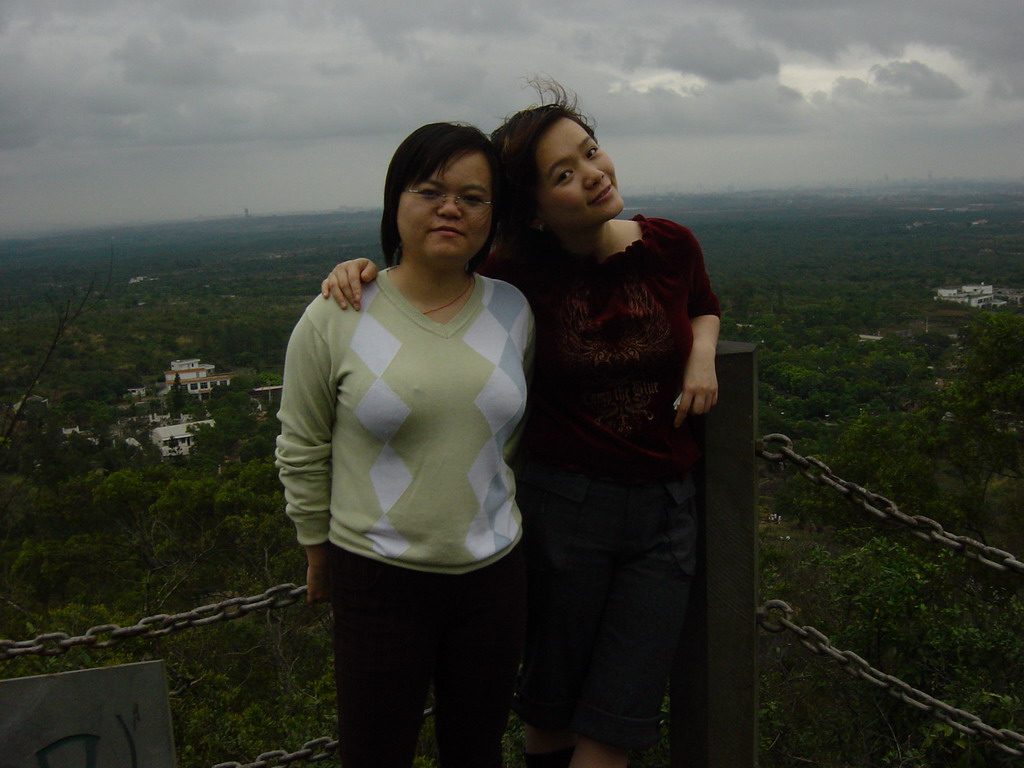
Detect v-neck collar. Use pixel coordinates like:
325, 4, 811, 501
378, 269, 482, 338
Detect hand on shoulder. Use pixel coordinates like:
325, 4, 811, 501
321, 258, 379, 310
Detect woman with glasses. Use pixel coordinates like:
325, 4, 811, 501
322, 82, 720, 768
276, 122, 533, 768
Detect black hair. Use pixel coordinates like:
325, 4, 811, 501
490, 79, 596, 261
380, 122, 504, 272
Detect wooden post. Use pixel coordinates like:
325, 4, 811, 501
670, 341, 759, 768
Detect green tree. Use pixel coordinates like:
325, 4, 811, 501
925, 314, 1024, 536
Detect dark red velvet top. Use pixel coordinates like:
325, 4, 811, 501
481, 215, 720, 482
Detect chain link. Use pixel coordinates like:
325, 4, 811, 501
0, 584, 308, 661
756, 433, 1024, 577
6, 439, 1021, 762
211, 738, 338, 768
221, 601, 1024, 766
758, 600, 1024, 757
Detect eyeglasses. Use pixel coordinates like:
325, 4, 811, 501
404, 188, 493, 214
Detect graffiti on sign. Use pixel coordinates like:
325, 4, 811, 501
0, 661, 175, 768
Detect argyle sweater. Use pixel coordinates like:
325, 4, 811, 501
276, 270, 533, 573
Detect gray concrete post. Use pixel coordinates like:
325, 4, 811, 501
670, 341, 759, 768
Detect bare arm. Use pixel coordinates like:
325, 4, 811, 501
320, 258, 379, 310
674, 314, 721, 428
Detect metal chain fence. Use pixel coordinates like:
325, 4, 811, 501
757, 433, 1024, 577
4, 586, 1020, 764
5, 433, 1022, 764
758, 599, 1024, 758
0, 584, 307, 661
211, 738, 338, 768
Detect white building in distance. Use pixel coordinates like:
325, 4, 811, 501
150, 419, 215, 458
164, 358, 233, 398
934, 284, 1006, 308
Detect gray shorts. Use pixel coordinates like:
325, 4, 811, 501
513, 461, 698, 750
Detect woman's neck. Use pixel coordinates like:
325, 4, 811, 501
389, 262, 473, 314
553, 218, 639, 262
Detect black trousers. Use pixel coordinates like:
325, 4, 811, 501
329, 544, 527, 768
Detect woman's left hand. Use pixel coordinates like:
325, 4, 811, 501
673, 351, 719, 427
674, 315, 720, 427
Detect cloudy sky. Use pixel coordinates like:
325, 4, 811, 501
2, 0, 1022, 235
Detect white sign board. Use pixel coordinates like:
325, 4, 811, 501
0, 660, 176, 768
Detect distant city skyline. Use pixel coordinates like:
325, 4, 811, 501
2, 0, 1022, 236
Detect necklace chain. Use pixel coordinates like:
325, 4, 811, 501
422, 278, 472, 315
